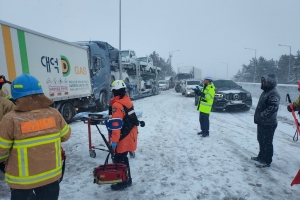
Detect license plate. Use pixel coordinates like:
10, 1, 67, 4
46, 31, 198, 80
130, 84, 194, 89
231, 100, 242, 104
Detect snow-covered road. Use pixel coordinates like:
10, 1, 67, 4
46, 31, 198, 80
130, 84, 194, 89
1, 89, 300, 200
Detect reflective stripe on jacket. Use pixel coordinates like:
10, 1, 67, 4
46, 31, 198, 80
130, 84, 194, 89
0, 107, 71, 189
197, 83, 215, 114
110, 95, 138, 154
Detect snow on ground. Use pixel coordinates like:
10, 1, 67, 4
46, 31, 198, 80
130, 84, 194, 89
1, 89, 300, 200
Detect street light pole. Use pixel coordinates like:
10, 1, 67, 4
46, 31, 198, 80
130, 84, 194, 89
221, 62, 228, 79
177, 63, 184, 73
118, 0, 122, 80
278, 44, 291, 83
168, 50, 180, 75
245, 48, 256, 83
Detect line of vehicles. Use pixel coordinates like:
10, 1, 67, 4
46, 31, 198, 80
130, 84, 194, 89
171, 66, 252, 112
0, 20, 160, 123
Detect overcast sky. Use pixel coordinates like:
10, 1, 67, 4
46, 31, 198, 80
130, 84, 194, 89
1, 0, 300, 79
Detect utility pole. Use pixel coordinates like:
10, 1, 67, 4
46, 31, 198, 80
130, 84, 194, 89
168, 50, 180, 75
221, 62, 228, 79
118, 0, 122, 79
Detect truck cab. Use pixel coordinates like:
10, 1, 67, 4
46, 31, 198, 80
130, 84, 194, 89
75, 41, 113, 111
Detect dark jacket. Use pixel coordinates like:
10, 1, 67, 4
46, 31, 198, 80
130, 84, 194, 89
254, 74, 280, 125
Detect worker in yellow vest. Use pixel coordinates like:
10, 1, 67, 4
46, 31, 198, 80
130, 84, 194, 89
196, 76, 215, 137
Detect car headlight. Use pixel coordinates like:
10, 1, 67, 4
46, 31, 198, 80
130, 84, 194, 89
246, 92, 251, 98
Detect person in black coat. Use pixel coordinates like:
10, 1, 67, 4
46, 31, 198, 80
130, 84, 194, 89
252, 74, 280, 168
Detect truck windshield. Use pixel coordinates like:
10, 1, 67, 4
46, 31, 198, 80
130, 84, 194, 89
177, 73, 192, 80
137, 57, 147, 62
121, 51, 129, 57
187, 81, 200, 85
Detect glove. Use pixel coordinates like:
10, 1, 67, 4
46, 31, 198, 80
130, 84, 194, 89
111, 142, 117, 149
287, 105, 292, 112
139, 121, 145, 127
195, 86, 201, 91
198, 91, 205, 98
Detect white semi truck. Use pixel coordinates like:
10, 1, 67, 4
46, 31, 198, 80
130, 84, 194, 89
0, 20, 158, 123
177, 66, 202, 80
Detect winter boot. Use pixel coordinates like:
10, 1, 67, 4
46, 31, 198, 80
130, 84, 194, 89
251, 157, 265, 163
201, 133, 209, 137
255, 162, 270, 168
197, 132, 203, 135
251, 156, 260, 161
111, 178, 132, 191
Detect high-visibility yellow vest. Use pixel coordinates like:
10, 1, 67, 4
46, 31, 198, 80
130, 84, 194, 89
197, 83, 215, 114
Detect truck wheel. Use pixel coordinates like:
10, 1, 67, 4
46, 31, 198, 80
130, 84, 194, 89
97, 92, 108, 111
61, 101, 75, 123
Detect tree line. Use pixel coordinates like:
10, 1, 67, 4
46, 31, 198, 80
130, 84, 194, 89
233, 50, 300, 84
149, 50, 300, 84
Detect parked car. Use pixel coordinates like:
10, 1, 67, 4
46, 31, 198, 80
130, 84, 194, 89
194, 79, 252, 111
158, 80, 169, 90
181, 79, 202, 97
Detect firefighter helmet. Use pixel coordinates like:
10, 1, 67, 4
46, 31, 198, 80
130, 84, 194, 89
11, 74, 44, 100
111, 80, 126, 91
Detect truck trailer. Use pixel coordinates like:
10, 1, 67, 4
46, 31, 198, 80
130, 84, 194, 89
0, 20, 158, 123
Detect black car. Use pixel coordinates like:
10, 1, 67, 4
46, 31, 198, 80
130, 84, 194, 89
194, 79, 252, 111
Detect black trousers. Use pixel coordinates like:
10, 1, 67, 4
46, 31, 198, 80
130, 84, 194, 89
199, 112, 210, 134
114, 152, 131, 179
257, 124, 277, 164
0, 162, 5, 173
11, 180, 59, 200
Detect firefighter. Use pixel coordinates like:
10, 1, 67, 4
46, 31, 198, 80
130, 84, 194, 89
0, 75, 10, 99
0, 75, 15, 174
196, 76, 215, 137
0, 74, 71, 200
0, 75, 15, 122
109, 80, 138, 190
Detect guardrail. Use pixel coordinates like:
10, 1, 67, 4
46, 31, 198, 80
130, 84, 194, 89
236, 82, 298, 105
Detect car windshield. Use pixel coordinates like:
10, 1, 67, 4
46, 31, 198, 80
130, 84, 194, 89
187, 81, 200, 85
121, 51, 129, 57
137, 57, 147, 62
213, 80, 240, 88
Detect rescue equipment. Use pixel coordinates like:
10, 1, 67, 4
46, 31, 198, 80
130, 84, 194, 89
286, 94, 300, 186
286, 94, 300, 141
93, 152, 128, 185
